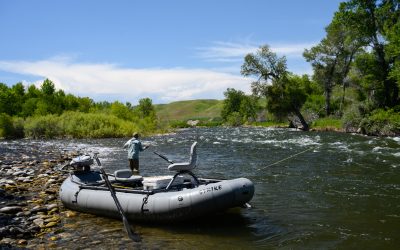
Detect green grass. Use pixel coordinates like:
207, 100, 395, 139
155, 99, 223, 122
252, 121, 288, 127
311, 117, 342, 130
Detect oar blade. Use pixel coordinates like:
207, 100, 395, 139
123, 216, 141, 242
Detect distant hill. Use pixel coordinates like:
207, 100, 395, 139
155, 99, 223, 121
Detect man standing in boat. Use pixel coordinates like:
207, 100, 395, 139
123, 132, 149, 173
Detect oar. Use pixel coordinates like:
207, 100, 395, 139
93, 154, 141, 242
153, 151, 174, 164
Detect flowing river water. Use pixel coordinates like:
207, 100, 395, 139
3, 127, 400, 249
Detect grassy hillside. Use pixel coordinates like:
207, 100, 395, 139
155, 99, 223, 122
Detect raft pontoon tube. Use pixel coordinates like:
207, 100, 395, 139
59, 142, 254, 222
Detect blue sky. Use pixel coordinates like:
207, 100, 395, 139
0, 0, 342, 104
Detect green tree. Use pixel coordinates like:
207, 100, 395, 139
337, 0, 399, 108
0, 113, 14, 138
267, 74, 309, 130
221, 88, 258, 124
21, 98, 39, 117
26, 84, 41, 98
137, 98, 155, 118
77, 97, 93, 113
111, 101, 132, 120
385, 11, 400, 87
41, 79, 56, 96
0, 83, 12, 115
221, 88, 246, 121
240, 95, 258, 122
241, 45, 310, 130
0, 82, 27, 116
304, 16, 362, 115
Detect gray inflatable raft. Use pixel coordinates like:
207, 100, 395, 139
59, 142, 254, 222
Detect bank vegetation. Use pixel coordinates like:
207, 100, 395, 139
220, 0, 400, 136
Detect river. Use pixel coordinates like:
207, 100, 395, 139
3, 127, 400, 249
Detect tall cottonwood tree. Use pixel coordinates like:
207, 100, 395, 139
304, 16, 362, 116
337, 0, 399, 108
241, 45, 310, 130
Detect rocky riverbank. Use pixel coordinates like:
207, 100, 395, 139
0, 141, 79, 248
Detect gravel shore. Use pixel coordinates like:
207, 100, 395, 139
0, 141, 80, 248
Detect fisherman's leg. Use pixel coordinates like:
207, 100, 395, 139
132, 159, 139, 173
129, 159, 135, 172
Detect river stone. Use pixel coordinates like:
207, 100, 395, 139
46, 204, 58, 210
6, 201, 27, 207
44, 216, 59, 223
30, 205, 47, 213
100, 228, 122, 234
11, 216, 23, 223
0, 206, 23, 214
46, 195, 56, 201
31, 198, 44, 205
5, 170, 14, 176
16, 211, 31, 217
3, 184, 15, 190
28, 214, 42, 221
0, 179, 15, 185
33, 218, 44, 227
27, 171, 35, 176
28, 225, 40, 233
12, 171, 27, 176
28, 161, 37, 166
48, 208, 59, 214
45, 188, 57, 194
8, 226, 26, 235
44, 221, 58, 228
0, 164, 11, 169
23, 178, 33, 183
17, 239, 28, 245
65, 211, 77, 218
45, 180, 56, 187
16, 177, 28, 182
57, 232, 73, 239
0, 238, 14, 245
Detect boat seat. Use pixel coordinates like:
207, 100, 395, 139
142, 175, 184, 190
168, 142, 198, 172
114, 169, 143, 184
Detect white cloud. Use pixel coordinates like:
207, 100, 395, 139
196, 41, 258, 62
197, 41, 316, 62
0, 57, 252, 103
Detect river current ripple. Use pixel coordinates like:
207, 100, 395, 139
2, 127, 399, 249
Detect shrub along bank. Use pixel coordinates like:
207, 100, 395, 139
1, 111, 162, 139
0, 79, 162, 139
